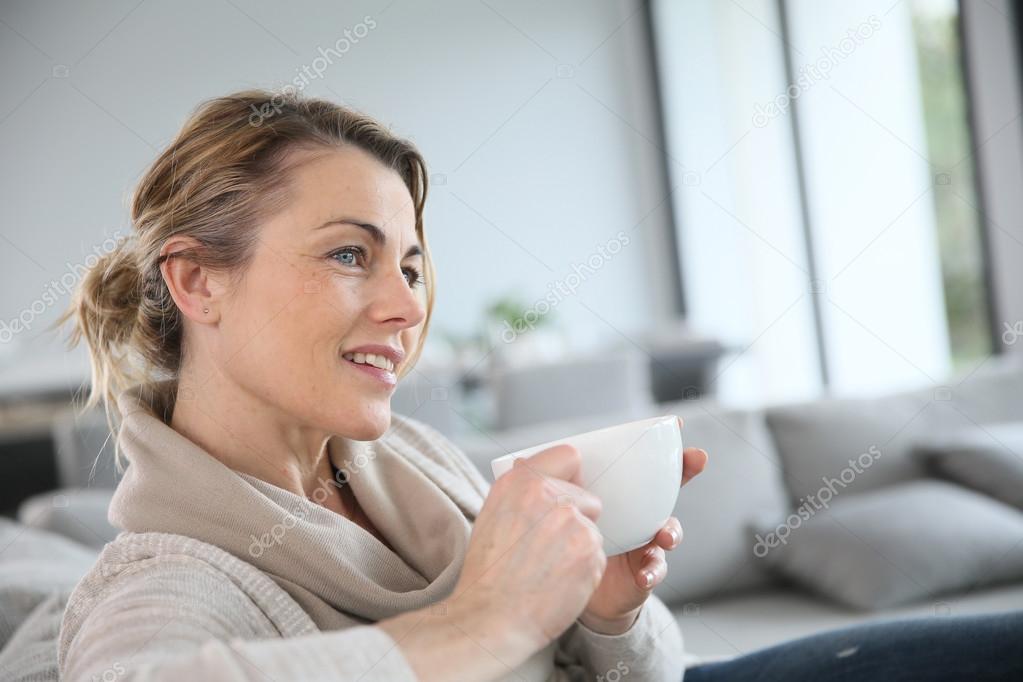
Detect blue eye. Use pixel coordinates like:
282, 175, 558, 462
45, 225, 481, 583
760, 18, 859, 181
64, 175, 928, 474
329, 246, 425, 290
404, 266, 424, 289
330, 246, 363, 266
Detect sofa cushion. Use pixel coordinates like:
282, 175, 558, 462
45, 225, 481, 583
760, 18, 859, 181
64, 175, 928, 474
749, 480, 1023, 610
0, 591, 71, 682
764, 357, 1023, 504
0, 518, 96, 650
17, 488, 118, 549
653, 402, 790, 605
912, 421, 1023, 510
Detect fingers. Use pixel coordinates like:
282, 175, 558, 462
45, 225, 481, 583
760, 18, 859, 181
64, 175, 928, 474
516, 443, 584, 486
511, 448, 602, 521
653, 517, 683, 550
681, 447, 708, 487
635, 545, 668, 590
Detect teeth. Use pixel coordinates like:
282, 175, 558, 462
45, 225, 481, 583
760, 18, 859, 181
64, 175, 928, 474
342, 351, 395, 373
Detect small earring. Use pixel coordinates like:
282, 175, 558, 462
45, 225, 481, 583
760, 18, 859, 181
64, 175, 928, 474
202, 307, 209, 314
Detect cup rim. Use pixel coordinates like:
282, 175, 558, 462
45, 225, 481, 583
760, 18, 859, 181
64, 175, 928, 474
490, 413, 679, 466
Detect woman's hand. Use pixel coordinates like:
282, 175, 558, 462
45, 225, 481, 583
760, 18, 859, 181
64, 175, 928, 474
578, 422, 708, 635
450, 444, 608, 661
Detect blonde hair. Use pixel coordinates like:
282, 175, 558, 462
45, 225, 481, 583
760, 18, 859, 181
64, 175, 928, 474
56, 88, 435, 436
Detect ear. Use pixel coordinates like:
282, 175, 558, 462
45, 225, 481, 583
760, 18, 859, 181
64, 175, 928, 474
159, 236, 223, 323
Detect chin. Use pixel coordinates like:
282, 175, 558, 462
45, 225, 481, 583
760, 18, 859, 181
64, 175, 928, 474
340, 404, 391, 441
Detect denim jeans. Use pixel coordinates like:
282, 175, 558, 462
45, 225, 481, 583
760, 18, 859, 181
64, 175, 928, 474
682, 609, 1023, 682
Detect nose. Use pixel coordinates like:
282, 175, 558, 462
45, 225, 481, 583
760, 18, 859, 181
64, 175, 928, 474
371, 264, 427, 330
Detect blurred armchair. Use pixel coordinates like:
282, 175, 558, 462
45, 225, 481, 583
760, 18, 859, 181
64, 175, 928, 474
17, 406, 119, 549
490, 346, 656, 431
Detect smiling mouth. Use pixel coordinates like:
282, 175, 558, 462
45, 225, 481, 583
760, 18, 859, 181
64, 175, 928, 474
341, 351, 396, 373
341, 353, 397, 387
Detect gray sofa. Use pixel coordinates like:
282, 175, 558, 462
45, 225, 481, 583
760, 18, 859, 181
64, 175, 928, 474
451, 354, 1023, 659
6, 354, 1023, 670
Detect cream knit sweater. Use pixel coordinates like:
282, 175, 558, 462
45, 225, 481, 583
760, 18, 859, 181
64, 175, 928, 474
58, 382, 686, 681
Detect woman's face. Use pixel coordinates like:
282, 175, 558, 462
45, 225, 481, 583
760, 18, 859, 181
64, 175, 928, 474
209, 146, 427, 440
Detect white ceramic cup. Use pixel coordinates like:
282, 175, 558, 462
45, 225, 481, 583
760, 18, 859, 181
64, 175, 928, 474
490, 414, 683, 556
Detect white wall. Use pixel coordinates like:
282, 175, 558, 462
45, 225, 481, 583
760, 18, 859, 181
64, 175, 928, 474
0, 0, 681, 390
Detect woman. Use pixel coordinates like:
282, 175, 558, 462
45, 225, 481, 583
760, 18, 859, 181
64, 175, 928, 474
57, 89, 703, 682
58, 89, 1023, 682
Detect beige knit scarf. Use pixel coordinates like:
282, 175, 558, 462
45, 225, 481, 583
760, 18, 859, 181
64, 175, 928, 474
109, 381, 488, 629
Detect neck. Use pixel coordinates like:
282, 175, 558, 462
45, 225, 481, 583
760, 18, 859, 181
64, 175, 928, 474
169, 367, 336, 502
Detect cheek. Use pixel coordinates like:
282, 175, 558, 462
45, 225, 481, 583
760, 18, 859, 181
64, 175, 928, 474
275, 276, 360, 364
315, 275, 362, 326
219, 268, 393, 435
400, 326, 422, 359
220, 264, 345, 376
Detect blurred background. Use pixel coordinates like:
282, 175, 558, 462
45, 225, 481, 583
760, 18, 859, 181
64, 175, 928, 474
4, 0, 1023, 665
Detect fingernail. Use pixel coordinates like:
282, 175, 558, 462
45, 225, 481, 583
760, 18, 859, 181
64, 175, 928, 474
643, 571, 653, 588
668, 528, 679, 545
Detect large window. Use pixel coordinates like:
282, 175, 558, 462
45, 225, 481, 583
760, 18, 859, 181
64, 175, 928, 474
650, 0, 993, 405
911, 0, 992, 367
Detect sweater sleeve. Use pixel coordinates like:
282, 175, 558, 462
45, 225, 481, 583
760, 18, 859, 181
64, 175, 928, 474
555, 594, 686, 681
60, 557, 419, 682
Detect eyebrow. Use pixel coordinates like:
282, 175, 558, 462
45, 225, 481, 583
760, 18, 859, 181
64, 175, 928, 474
315, 218, 423, 259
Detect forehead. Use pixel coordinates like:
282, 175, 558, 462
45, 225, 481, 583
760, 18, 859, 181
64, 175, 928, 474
284, 146, 417, 237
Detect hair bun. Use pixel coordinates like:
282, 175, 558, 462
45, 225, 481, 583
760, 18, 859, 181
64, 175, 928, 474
88, 238, 142, 343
